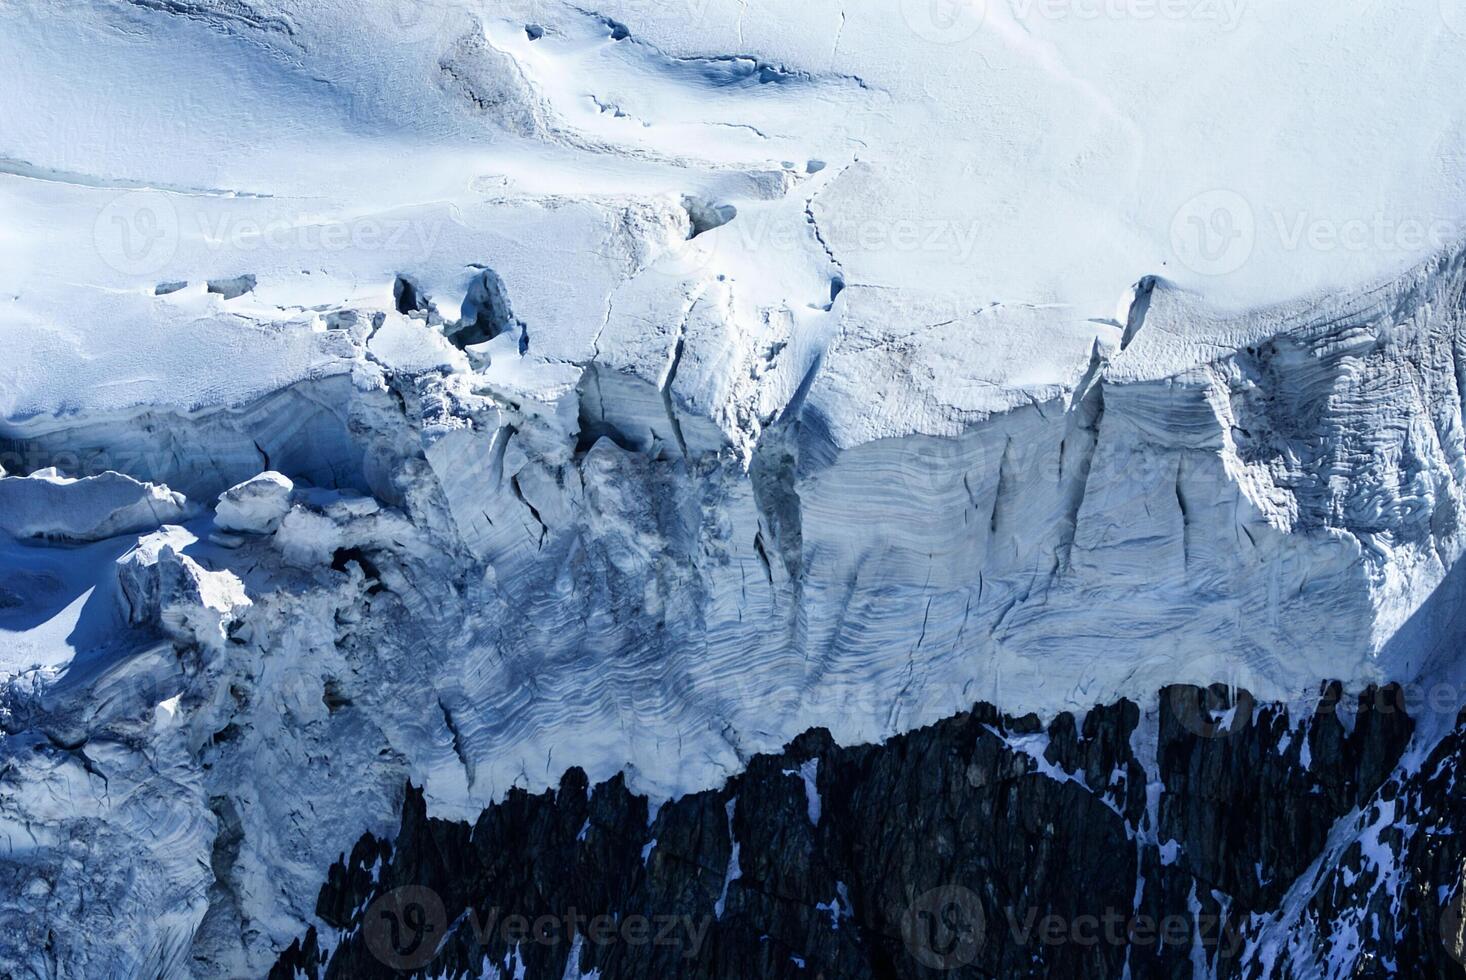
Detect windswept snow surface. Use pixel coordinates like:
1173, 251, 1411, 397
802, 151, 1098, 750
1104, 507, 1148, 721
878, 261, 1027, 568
5, 0, 1466, 975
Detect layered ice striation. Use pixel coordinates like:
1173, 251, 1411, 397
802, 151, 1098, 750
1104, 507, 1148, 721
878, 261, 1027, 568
4, 0, 1466, 976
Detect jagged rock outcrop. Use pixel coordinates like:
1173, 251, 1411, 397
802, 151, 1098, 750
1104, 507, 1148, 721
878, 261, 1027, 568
269, 683, 1444, 979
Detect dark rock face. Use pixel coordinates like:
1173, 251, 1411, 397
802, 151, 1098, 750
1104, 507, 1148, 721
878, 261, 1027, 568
1277, 703, 1466, 977
271, 682, 1452, 980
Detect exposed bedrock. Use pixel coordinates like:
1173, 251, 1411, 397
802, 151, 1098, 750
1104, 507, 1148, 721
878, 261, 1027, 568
270, 682, 1450, 979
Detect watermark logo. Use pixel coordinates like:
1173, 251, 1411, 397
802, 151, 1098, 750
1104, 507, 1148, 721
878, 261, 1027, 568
1171, 192, 1465, 278
193, 212, 445, 259
358, 889, 712, 968
901, 0, 1246, 42
94, 192, 179, 277
1170, 189, 1255, 276
900, 0, 989, 45
902, 888, 1250, 962
91, 194, 449, 283
1166, 678, 1431, 742
1007, 0, 1247, 28
363, 885, 447, 972
1269, 210, 1462, 256
902, 885, 986, 970
691, 209, 985, 274
1159, 654, 1272, 739
1167, 683, 1257, 739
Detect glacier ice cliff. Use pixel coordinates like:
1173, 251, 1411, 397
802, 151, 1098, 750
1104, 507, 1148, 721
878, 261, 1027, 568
5, 0, 1466, 977
4, 230, 1466, 978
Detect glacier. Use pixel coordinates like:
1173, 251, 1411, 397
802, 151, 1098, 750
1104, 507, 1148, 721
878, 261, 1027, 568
4, 0, 1466, 976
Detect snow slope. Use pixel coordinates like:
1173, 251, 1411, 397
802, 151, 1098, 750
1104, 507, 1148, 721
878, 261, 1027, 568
3, 0, 1466, 976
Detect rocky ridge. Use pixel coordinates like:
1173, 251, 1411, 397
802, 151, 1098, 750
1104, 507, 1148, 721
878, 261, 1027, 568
270, 682, 1464, 979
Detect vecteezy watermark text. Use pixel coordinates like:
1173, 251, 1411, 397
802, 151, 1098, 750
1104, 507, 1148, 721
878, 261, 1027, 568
192, 212, 444, 257
1171, 190, 1466, 277
722, 210, 986, 264
901, 885, 1247, 970
362, 887, 711, 971
93, 192, 447, 277
900, 0, 1247, 45
1006, 0, 1246, 27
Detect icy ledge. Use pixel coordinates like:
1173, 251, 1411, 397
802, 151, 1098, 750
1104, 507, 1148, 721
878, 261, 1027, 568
4, 246, 1466, 977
